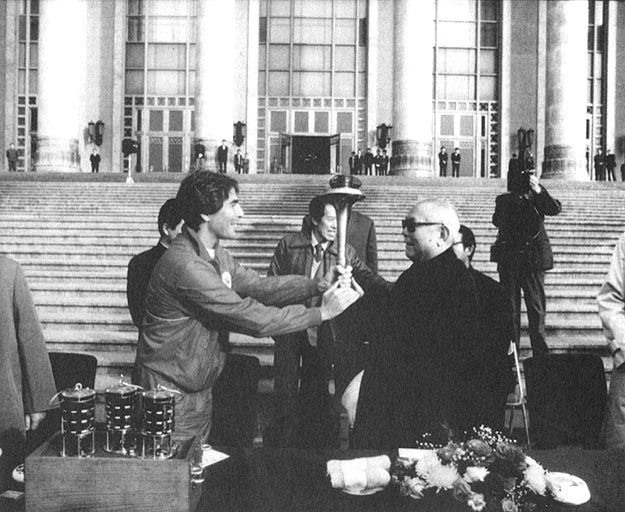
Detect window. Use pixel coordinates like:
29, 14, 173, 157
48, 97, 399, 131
336, 112, 353, 133
314, 112, 329, 133
270, 111, 287, 132
294, 111, 309, 132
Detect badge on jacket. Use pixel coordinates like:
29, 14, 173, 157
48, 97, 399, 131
221, 271, 232, 288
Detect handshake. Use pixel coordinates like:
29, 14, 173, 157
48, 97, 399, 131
318, 265, 364, 321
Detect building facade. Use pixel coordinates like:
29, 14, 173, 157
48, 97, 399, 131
1, 0, 624, 180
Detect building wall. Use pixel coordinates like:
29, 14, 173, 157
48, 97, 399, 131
2, 0, 624, 179
507, 0, 539, 165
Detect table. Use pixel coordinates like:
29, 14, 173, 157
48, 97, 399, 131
196, 447, 619, 512
2, 446, 619, 511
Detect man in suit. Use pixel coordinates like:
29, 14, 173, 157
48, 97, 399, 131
348, 151, 356, 175
373, 149, 383, 176
354, 149, 364, 175
438, 146, 448, 177
217, 139, 229, 173
453, 225, 514, 431
492, 168, 561, 355
380, 149, 389, 176
606, 149, 616, 182
363, 148, 374, 176
6, 143, 18, 172
126, 198, 184, 328
90, 149, 101, 173
351, 200, 486, 448
267, 180, 387, 449
451, 147, 461, 177
234, 148, 243, 174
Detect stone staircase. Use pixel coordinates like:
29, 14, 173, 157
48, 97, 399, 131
0, 173, 622, 394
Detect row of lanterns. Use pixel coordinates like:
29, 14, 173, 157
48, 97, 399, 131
54, 378, 181, 460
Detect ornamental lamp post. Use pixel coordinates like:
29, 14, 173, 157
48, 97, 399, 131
376, 123, 392, 150
233, 122, 247, 147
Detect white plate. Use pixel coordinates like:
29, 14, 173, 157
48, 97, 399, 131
341, 486, 385, 496
546, 472, 591, 505
397, 448, 431, 460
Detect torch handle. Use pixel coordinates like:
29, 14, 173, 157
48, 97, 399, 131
335, 204, 350, 268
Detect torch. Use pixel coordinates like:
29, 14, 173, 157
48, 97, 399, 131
320, 176, 365, 267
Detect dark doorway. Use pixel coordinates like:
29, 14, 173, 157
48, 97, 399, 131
292, 136, 331, 174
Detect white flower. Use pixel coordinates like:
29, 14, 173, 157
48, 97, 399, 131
524, 461, 547, 495
415, 451, 441, 476
525, 455, 539, 467
464, 466, 489, 483
406, 477, 427, 499
467, 493, 486, 511
428, 464, 460, 490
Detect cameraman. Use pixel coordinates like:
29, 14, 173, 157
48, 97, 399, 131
492, 165, 561, 355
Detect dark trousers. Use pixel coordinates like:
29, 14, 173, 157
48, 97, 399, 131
439, 164, 447, 177
8, 161, 17, 172
91, 164, 99, 173
606, 166, 616, 181
452, 163, 460, 177
498, 257, 549, 355
268, 336, 339, 449
218, 161, 227, 173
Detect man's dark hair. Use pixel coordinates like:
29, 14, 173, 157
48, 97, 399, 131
308, 195, 331, 224
157, 198, 184, 238
176, 172, 239, 230
458, 224, 476, 261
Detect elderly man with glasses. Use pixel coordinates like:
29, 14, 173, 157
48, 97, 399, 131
351, 199, 488, 448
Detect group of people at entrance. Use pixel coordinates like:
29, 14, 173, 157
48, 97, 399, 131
593, 148, 624, 181
438, 146, 462, 177
348, 148, 389, 176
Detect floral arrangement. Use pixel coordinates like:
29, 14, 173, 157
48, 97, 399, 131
391, 426, 589, 512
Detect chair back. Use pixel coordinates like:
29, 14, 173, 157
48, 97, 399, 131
523, 353, 607, 449
49, 351, 98, 391
208, 354, 261, 448
29, 352, 98, 452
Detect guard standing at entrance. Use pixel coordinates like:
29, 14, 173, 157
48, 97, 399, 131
451, 148, 461, 177
217, 140, 229, 173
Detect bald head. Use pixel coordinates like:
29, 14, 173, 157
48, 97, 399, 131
403, 199, 460, 263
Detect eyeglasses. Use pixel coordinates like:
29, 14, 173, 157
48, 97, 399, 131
401, 218, 443, 233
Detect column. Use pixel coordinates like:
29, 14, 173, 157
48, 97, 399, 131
245, 0, 259, 174
36, 0, 87, 172
195, 0, 236, 171
542, 0, 588, 180
390, 0, 435, 177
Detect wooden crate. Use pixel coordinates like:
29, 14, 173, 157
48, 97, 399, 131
25, 432, 202, 512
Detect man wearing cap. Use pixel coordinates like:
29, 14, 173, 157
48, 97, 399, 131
266, 175, 388, 449
351, 199, 486, 448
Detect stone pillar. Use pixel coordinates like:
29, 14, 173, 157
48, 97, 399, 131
542, 0, 588, 180
244, 0, 259, 174
390, 0, 435, 177
36, 0, 87, 172
195, 0, 236, 171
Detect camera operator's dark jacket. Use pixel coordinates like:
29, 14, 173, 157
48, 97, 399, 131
492, 185, 561, 270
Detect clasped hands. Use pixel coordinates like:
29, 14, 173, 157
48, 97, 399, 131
319, 265, 364, 321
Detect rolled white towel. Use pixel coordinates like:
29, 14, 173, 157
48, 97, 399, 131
327, 455, 391, 493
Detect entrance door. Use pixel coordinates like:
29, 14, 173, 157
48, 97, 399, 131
279, 133, 291, 173
291, 135, 331, 174
329, 134, 341, 174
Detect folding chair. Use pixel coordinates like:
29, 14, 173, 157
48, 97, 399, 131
505, 342, 530, 447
